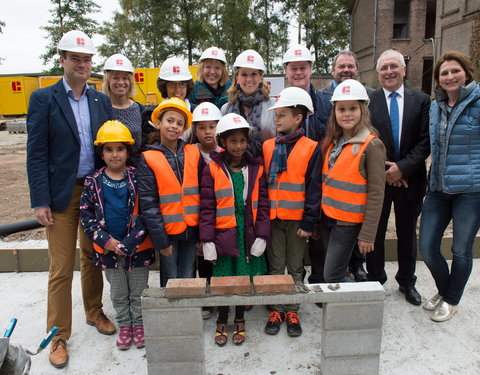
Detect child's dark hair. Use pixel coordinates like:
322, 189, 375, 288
96, 142, 135, 166
217, 128, 250, 169
289, 105, 309, 130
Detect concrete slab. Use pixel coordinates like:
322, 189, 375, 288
0, 261, 479, 374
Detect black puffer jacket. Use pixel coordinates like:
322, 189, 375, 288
136, 140, 205, 250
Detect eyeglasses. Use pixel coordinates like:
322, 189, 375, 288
67, 56, 92, 64
167, 82, 188, 89
378, 64, 401, 72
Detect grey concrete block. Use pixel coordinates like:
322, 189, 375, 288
145, 336, 205, 363
148, 362, 206, 375
322, 301, 384, 330
143, 307, 202, 336
321, 329, 382, 357
320, 355, 380, 375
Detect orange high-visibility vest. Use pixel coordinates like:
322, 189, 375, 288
263, 136, 318, 220
143, 144, 200, 234
208, 162, 263, 228
322, 134, 376, 223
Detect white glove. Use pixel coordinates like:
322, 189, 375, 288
203, 242, 217, 261
250, 238, 266, 257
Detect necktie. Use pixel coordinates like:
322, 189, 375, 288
389, 92, 400, 161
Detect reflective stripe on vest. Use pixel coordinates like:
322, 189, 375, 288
143, 145, 200, 234
208, 162, 263, 228
321, 134, 376, 223
263, 136, 318, 220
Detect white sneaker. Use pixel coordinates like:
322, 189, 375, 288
423, 293, 443, 311
432, 301, 457, 322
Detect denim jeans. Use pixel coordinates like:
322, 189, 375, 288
160, 238, 197, 287
419, 190, 480, 305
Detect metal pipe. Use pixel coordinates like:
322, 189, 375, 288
0, 220, 42, 237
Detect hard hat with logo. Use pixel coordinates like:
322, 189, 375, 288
200, 47, 227, 64
192, 102, 222, 123
233, 50, 266, 72
57, 30, 96, 55
216, 113, 251, 136
282, 45, 313, 64
159, 57, 192, 81
331, 79, 370, 105
268, 87, 314, 114
94, 120, 134, 145
103, 53, 134, 73
151, 97, 193, 129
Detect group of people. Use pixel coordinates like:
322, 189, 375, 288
25, 29, 480, 369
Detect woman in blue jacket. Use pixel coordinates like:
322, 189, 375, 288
419, 51, 480, 322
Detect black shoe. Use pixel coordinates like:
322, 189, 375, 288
285, 312, 302, 337
315, 303, 323, 308
264, 311, 284, 335
349, 265, 368, 282
399, 286, 421, 305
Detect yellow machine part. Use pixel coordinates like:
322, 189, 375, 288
0, 76, 39, 116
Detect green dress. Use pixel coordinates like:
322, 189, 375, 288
212, 170, 267, 279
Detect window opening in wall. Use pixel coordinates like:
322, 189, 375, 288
421, 58, 433, 95
425, 0, 436, 39
393, 0, 411, 39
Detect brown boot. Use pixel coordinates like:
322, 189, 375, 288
86, 312, 116, 335
49, 339, 68, 368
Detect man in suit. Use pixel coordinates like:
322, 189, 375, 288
366, 49, 430, 305
315, 51, 372, 283
26, 30, 114, 368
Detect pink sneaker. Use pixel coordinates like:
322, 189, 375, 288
132, 325, 145, 348
116, 326, 133, 350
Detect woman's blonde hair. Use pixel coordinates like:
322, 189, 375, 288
226, 68, 270, 103
102, 70, 136, 99
196, 59, 229, 87
322, 101, 378, 155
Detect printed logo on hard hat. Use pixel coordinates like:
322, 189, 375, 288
173, 66, 180, 73
211, 50, 218, 56
342, 86, 351, 94
233, 116, 242, 124
294, 49, 302, 56
76, 38, 85, 46
116, 59, 123, 66
247, 55, 255, 62
275, 95, 281, 102
201, 108, 209, 115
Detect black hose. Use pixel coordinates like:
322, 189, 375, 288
0, 219, 42, 237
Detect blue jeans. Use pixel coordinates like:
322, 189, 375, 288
419, 190, 480, 305
160, 238, 197, 287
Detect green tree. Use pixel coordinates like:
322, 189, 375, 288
41, 0, 100, 74
0, 19, 5, 64
250, 0, 289, 74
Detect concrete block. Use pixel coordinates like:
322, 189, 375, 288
253, 275, 295, 294
322, 301, 384, 330
143, 307, 202, 336
320, 355, 380, 375
321, 329, 382, 357
148, 362, 206, 375
145, 335, 205, 363
165, 278, 207, 297
210, 276, 251, 295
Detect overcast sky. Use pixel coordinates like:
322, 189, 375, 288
0, 1, 122, 74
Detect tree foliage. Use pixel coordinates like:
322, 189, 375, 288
41, 0, 100, 74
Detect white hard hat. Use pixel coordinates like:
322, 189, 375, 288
216, 113, 251, 136
268, 87, 314, 114
233, 50, 266, 72
282, 45, 313, 64
159, 57, 192, 81
192, 102, 222, 122
103, 54, 134, 73
331, 79, 370, 105
200, 47, 227, 64
57, 30, 96, 55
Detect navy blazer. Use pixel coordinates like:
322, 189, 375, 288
368, 87, 430, 203
27, 79, 112, 211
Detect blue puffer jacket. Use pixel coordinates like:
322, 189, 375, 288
429, 82, 480, 193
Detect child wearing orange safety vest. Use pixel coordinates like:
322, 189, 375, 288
137, 98, 204, 287
320, 79, 386, 283
199, 113, 270, 346
80, 120, 154, 351
263, 87, 323, 338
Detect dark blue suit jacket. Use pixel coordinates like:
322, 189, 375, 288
27, 79, 112, 211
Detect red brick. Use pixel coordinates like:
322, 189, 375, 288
165, 278, 207, 298
253, 275, 295, 294
210, 276, 251, 295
